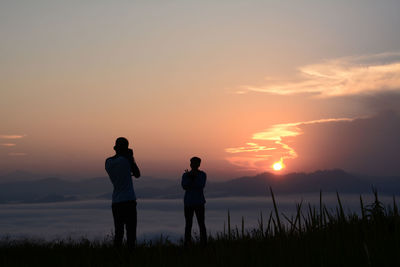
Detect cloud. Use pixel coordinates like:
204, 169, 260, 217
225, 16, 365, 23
0, 143, 16, 147
225, 143, 276, 154
226, 111, 400, 175
226, 117, 354, 171
239, 52, 400, 97
0, 135, 26, 139
0, 135, 26, 153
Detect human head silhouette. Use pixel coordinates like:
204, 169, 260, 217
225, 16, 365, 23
190, 157, 201, 170
114, 137, 129, 154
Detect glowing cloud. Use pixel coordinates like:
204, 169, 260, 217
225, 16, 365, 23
225, 143, 276, 153
0, 135, 26, 139
226, 117, 354, 171
239, 52, 400, 97
0, 143, 16, 147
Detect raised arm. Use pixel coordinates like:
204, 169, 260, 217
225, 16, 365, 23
131, 157, 141, 178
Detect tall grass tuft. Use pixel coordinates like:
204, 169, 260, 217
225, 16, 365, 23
269, 187, 282, 234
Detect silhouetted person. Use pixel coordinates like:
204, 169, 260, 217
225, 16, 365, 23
181, 156, 207, 246
105, 137, 141, 248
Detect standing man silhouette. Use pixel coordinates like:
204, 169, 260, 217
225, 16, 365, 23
105, 137, 141, 248
181, 156, 207, 246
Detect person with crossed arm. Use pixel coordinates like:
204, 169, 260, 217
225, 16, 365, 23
181, 156, 207, 246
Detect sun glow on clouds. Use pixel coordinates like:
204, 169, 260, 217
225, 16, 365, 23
225, 118, 354, 171
0, 135, 26, 139
239, 53, 400, 97
225, 143, 276, 153
226, 53, 400, 172
0, 134, 27, 156
0, 143, 16, 147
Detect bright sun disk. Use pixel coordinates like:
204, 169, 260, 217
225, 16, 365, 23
273, 161, 284, 171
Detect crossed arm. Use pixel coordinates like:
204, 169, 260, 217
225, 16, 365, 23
181, 172, 206, 190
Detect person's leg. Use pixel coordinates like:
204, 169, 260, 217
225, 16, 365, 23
194, 204, 207, 246
112, 203, 124, 247
125, 201, 137, 249
184, 205, 195, 245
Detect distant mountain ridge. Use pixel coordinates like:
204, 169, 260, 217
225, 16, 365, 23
0, 169, 399, 204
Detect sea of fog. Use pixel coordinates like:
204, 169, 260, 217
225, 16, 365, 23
0, 193, 397, 243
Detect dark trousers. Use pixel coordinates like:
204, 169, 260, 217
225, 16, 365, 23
184, 204, 207, 245
112, 200, 137, 248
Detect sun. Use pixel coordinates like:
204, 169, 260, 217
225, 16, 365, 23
273, 162, 283, 171
272, 159, 285, 171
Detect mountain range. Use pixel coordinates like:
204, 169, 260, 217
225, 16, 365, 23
0, 169, 399, 204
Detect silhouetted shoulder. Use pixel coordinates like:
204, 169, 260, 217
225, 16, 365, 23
105, 155, 122, 170
106, 155, 118, 162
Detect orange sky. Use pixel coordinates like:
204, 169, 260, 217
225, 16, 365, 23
1, 1, 400, 179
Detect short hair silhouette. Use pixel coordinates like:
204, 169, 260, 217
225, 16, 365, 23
190, 157, 201, 169
114, 137, 129, 152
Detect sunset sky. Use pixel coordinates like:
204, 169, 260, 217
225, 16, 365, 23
1, 1, 400, 179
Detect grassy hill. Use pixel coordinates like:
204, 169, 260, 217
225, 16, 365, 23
1, 189, 399, 266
